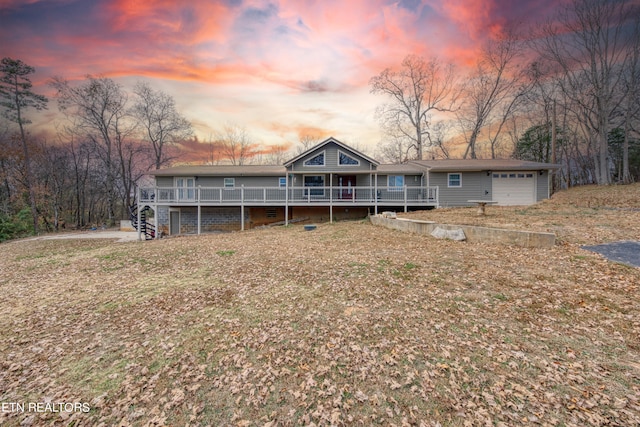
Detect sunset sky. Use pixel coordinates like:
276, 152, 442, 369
1, 0, 560, 156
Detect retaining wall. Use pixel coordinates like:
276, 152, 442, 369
370, 215, 555, 248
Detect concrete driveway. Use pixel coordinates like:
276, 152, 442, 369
22, 230, 141, 243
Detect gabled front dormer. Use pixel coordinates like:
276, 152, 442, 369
284, 137, 379, 172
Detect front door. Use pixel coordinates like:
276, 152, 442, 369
176, 177, 195, 201
339, 175, 356, 199
170, 210, 180, 235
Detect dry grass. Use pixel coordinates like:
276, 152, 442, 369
1, 184, 639, 426
401, 183, 640, 246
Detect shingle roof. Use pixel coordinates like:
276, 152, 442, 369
149, 165, 286, 176
411, 159, 561, 172
377, 163, 427, 174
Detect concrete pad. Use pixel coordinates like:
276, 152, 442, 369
21, 230, 140, 243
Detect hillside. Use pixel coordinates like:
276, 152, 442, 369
1, 184, 639, 426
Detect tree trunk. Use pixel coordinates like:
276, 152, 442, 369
599, 123, 610, 185
15, 102, 38, 234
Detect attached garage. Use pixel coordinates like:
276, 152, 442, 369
492, 172, 536, 206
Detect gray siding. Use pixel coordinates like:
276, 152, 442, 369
431, 172, 492, 207
157, 176, 173, 187
536, 171, 549, 201
290, 142, 374, 172
157, 175, 283, 187
195, 176, 282, 187
375, 174, 425, 187
356, 175, 375, 186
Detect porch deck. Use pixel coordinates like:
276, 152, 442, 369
138, 185, 439, 208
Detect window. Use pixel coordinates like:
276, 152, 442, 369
338, 150, 359, 166
304, 152, 325, 166
448, 173, 462, 188
493, 172, 535, 179
304, 175, 324, 196
175, 177, 195, 200
279, 177, 287, 188
388, 175, 404, 191
224, 178, 235, 188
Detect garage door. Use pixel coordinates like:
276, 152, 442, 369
492, 172, 536, 206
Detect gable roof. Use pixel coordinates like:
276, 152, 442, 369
411, 159, 561, 172
283, 137, 380, 167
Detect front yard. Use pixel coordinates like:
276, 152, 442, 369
1, 184, 639, 426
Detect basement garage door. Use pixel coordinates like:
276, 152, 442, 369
492, 172, 536, 205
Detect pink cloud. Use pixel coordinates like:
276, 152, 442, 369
1, 0, 568, 149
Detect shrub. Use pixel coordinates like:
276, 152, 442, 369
0, 208, 33, 242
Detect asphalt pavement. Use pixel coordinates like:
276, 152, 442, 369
582, 241, 640, 268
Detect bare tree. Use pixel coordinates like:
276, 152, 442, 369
0, 58, 48, 233
424, 120, 454, 159
0, 120, 14, 216
457, 31, 528, 159
263, 144, 290, 165
39, 139, 70, 231
204, 134, 224, 165
132, 81, 193, 169
375, 134, 413, 163
65, 134, 92, 228
532, 0, 638, 184
370, 55, 459, 160
50, 75, 128, 224
113, 108, 145, 216
295, 134, 321, 155
620, 17, 640, 183
217, 124, 258, 165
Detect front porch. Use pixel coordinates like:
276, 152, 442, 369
135, 185, 439, 239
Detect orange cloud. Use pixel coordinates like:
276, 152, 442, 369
266, 122, 334, 141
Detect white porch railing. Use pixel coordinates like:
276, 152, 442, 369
139, 186, 439, 205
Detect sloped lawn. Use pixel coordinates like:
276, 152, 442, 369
1, 185, 639, 426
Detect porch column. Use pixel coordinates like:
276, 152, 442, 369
137, 187, 142, 241
154, 204, 159, 239
374, 173, 378, 215
329, 173, 333, 223
197, 186, 201, 235
285, 173, 289, 226
404, 186, 408, 212
197, 206, 201, 235
241, 186, 245, 231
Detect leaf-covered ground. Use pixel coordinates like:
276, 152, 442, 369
1, 184, 639, 426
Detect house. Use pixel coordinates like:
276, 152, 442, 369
133, 137, 559, 238
412, 159, 557, 207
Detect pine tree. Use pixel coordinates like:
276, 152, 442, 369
0, 58, 48, 234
